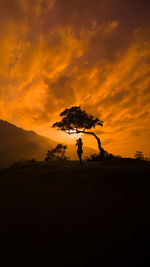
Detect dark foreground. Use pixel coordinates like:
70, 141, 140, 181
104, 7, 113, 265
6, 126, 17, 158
0, 159, 150, 266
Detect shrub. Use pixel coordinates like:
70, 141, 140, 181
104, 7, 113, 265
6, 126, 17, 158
45, 144, 67, 161
11, 158, 36, 168
86, 154, 101, 161
134, 151, 145, 160
87, 151, 122, 161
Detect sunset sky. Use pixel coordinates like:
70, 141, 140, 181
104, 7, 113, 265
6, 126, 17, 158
0, 0, 150, 158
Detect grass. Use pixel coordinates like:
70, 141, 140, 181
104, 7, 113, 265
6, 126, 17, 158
0, 159, 150, 266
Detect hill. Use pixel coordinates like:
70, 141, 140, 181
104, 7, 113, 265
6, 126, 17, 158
0, 120, 97, 168
0, 159, 150, 265
0, 120, 57, 168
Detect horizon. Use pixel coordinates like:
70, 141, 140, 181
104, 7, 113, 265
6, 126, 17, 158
1, 118, 150, 159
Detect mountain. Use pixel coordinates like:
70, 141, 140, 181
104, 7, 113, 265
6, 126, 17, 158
0, 120, 98, 168
0, 120, 57, 168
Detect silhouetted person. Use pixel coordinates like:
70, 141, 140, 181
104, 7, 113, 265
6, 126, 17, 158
76, 138, 83, 164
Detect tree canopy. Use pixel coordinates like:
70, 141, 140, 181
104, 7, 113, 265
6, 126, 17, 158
52, 106, 105, 159
52, 106, 103, 134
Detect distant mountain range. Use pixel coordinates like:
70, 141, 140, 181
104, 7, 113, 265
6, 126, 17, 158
0, 120, 97, 168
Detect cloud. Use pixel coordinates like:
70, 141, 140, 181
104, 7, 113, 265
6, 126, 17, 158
102, 138, 114, 145
0, 0, 150, 157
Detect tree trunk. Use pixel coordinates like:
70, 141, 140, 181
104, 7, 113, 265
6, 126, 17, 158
90, 132, 105, 160
77, 130, 105, 159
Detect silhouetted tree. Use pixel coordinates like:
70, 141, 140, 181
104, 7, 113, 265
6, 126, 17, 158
134, 151, 144, 160
45, 144, 67, 161
52, 106, 105, 159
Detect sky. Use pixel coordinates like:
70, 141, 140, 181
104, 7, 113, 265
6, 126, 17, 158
0, 0, 150, 158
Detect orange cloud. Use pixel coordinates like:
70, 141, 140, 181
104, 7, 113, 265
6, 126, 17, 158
0, 0, 150, 158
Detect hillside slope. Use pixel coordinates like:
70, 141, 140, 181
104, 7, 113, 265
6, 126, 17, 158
0, 120, 57, 168
0, 120, 97, 168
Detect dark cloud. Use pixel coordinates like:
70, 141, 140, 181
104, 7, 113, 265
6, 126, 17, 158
52, 0, 112, 30
44, 74, 75, 103
0, 0, 150, 157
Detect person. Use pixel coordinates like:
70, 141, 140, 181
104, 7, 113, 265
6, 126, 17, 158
76, 138, 83, 164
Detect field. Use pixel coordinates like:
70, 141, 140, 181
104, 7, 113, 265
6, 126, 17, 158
0, 159, 150, 266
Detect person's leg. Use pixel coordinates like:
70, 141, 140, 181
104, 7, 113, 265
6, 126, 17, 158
79, 154, 82, 164
77, 152, 80, 163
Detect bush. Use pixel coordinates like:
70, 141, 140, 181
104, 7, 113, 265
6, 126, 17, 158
87, 151, 122, 161
45, 144, 67, 161
11, 158, 36, 168
134, 151, 145, 160
86, 154, 101, 161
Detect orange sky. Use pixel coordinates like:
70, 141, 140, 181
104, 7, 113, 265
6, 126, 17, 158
0, 0, 150, 158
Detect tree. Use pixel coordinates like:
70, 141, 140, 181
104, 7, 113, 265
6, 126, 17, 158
134, 151, 144, 160
52, 106, 105, 159
45, 144, 67, 161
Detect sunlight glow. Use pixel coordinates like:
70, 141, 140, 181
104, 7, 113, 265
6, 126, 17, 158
67, 130, 83, 139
